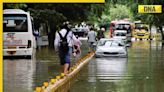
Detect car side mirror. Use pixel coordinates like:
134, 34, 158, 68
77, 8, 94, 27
118, 43, 123, 46
125, 44, 130, 47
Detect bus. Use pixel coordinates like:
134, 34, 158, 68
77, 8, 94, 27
109, 20, 132, 42
3, 9, 36, 58
132, 21, 150, 40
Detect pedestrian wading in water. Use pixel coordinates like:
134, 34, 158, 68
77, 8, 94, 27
87, 27, 97, 53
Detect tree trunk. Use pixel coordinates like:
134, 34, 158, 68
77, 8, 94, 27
48, 23, 56, 48
45, 21, 49, 35
159, 26, 164, 47
149, 24, 152, 40
159, 26, 164, 40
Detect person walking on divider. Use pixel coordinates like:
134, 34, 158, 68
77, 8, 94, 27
54, 23, 77, 74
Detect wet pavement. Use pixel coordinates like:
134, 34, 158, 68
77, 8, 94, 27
3, 40, 164, 92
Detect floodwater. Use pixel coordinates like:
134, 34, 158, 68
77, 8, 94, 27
3, 40, 88, 92
3, 41, 164, 92
3, 46, 61, 92
70, 41, 164, 92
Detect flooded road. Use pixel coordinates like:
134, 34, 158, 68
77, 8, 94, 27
3, 46, 61, 92
3, 41, 164, 92
4, 59, 36, 92
3, 40, 88, 92
70, 41, 164, 92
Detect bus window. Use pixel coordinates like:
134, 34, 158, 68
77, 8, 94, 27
3, 14, 28, 32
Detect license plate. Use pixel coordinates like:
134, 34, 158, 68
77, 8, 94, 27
7, 46, 16, 49
137, 34, 144, 36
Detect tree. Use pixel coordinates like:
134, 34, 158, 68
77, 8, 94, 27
3, 4, 27, 9
109, 4, 133, 21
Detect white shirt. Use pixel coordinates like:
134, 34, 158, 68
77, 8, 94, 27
54, 29, 77, 49
87, 30, 97, 42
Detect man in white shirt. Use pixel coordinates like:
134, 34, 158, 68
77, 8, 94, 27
54, 24, 77, 74
87, 27, 97, 52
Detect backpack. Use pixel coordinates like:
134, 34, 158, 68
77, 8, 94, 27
58, 30, 69, 53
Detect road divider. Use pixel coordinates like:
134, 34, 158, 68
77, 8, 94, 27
34, 52, 95, 92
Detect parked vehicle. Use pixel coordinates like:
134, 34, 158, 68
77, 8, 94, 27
3, 9, 36, 58
72, 28, 88, 37
95, 38, 127, 58
113, 30, 127, 40
110, 20, 132, 42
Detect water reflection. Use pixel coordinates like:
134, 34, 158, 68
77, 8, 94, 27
88, 58, 127, 82
69, 57, 127, 92
131, 41, 162, 50
34, 60, 60, 87
3, 57, 36, 92
70, 41, 164, 92
3, 47, 61, 92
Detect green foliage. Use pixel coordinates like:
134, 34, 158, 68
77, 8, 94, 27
87, 4, 106, 24
109, 4, 133, 21
3, 4, 27, 9
87, 3, 134, 28
100, 3, 111, 23
28, 8, 66, 29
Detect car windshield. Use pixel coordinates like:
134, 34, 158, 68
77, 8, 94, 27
135, 23, 148, 30
98, 40, 124, 47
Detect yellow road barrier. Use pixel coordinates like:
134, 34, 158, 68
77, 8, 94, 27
50, 79, 57, 84
43, 82, 49, 88
34, 52, 95, 92
35, 87, 42, 92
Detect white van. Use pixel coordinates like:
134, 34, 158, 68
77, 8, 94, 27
3, 9, 36, 58
113, 30, 127, 40
114, 21, 132, 42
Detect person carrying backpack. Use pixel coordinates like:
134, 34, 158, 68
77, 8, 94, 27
54, 23, 77, 74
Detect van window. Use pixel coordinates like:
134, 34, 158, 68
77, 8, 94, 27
115, 24, 130, 30
3, 14, 28, 32
115, 32, 126, 36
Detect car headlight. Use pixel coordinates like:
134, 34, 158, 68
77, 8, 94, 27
96, 47, 103, 52
135, 29, 140, 32
96, 48, 101, 52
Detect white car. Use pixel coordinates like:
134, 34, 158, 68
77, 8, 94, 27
95, 38, 127, 58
